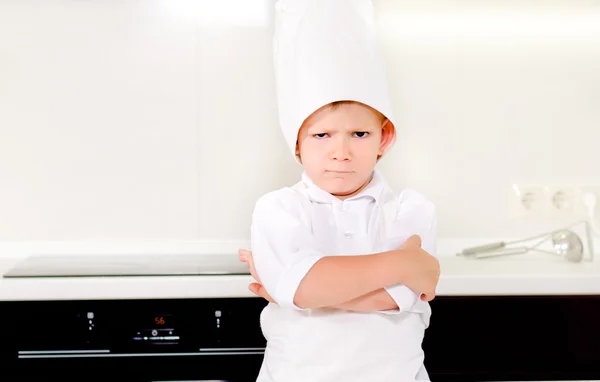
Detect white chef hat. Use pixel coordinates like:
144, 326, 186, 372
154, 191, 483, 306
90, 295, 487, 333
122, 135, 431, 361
273, 0, 397, 160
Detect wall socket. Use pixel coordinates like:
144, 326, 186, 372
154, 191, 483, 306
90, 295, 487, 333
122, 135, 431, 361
509, 184, 547, 218
510, 184, 600, 219
547, 185, 577, 216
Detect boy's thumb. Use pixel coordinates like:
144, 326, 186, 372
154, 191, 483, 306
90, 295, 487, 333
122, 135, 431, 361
402, 234, 422, 250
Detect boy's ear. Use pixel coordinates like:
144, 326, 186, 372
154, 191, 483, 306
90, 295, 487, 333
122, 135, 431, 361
295, 140, 302, 163
378, 119, 395, 156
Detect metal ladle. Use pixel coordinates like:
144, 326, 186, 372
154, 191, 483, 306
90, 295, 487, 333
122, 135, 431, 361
473, 230, 584, 263
541, 230, 584, 263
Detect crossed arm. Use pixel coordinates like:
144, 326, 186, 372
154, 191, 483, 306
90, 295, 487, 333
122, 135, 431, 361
240, 193, 439, 314
239, 248, 412, 312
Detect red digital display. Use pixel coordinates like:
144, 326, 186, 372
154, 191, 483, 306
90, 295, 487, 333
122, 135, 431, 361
151, 314, 174, 328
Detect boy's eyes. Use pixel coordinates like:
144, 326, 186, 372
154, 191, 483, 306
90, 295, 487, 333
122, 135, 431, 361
312, 132, 370, 138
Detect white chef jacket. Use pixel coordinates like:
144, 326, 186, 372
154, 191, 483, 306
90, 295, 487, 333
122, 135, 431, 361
250, 170, 437, 382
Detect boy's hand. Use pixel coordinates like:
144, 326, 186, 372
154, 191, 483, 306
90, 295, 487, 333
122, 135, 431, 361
398, 235, 440, 302
238, 249, 276, 304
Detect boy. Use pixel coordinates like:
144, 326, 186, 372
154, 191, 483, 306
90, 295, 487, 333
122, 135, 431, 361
239, 0, 439, 381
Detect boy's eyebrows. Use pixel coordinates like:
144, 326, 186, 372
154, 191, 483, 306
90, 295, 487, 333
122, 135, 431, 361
309, 124, 377, 132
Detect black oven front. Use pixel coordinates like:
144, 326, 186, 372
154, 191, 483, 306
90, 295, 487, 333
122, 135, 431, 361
0, 298, 269, 382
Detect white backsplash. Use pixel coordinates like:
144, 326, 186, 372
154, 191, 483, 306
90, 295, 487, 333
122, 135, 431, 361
1, 0, 599, 242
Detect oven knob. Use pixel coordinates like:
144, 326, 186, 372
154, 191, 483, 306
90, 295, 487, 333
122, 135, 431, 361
151, 329, 158, 337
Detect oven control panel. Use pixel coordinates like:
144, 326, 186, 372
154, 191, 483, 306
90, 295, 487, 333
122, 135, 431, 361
1, 298, 268, 381
3, 298, 267, 357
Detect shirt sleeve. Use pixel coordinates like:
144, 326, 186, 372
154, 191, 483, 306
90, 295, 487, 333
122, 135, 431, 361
379, 193, 438, 315
250, 190, 325, 310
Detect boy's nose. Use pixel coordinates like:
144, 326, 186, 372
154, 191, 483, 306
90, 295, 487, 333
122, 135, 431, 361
329, 139, 351, 161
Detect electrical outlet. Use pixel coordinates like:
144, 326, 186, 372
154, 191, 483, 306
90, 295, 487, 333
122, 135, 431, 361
509, 184, 548, 218
546, 185, 577, 216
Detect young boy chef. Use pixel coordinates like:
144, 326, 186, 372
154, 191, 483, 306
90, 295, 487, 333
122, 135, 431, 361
238, 0, 440, 381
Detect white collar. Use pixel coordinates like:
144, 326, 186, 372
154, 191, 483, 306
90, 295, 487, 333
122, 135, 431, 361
300, 170, 388, 204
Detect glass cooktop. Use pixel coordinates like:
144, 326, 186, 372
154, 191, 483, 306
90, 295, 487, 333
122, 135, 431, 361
2, 254, 250, 278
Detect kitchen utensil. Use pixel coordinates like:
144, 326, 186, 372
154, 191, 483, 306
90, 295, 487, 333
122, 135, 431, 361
534, 229, 584, 263
582, 192, 597, 260
474, 247, 530, 259
473, 229, 584, 263
458, 229, 560, 256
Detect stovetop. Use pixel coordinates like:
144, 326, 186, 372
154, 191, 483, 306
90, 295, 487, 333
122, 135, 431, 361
2, 253, 249, 278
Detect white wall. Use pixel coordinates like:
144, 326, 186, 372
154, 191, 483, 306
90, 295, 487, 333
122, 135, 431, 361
1, 0, 599, 244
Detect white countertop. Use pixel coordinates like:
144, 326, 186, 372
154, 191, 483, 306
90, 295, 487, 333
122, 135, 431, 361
1, 252, 600, 301
1, 238, 599, 301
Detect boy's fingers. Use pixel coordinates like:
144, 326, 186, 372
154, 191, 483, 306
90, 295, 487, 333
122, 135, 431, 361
238, 248, 252, 262
249, 283, 275, 303
245, 257, 262, 284
420, 292, 436, 302
237, 249, 262, 284
249, 283, 260, 295
402, 234, 422, 249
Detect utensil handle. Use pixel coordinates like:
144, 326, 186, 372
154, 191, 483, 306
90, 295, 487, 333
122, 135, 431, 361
460, 242, 506, 255
475, 247, 529, 259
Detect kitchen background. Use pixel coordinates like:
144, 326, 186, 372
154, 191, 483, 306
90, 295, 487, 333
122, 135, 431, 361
1, 0, 599, 252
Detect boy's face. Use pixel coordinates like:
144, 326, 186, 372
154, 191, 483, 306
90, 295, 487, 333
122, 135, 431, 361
295, 102, 395, 199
